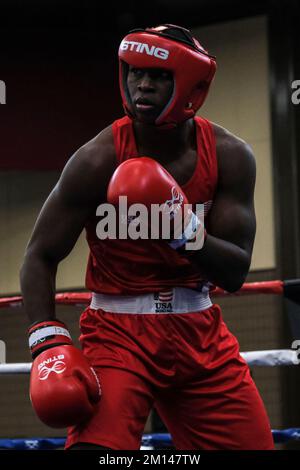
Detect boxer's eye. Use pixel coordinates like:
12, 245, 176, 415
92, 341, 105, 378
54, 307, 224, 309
130, 68, 143, 78
158, 70, 172, 81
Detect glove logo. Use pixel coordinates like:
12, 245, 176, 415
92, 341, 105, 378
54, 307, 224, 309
163, 186, 184, 218
38, 360, 66, 380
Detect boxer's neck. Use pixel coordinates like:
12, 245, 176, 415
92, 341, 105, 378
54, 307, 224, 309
133, 118, 196, 163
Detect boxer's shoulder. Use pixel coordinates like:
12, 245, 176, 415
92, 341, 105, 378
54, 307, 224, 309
73, 124, 117, 174
211, 122, 251, 154
57, 125, 117, 203
211, 122, 256, 178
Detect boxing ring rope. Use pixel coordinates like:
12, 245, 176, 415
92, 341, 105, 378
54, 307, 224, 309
0, 279, 299, 448
0, 428, 299, 450
0, 280, 288, 309
0, 347, 298, 375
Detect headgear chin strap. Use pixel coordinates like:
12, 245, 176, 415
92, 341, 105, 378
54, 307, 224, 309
118, 24, 217, 128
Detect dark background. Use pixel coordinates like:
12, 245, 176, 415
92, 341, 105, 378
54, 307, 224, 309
0, 0, 269, 170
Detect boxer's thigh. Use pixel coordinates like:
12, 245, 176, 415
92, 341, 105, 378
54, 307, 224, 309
155, 365, 274, 450
65, 366, 154, 450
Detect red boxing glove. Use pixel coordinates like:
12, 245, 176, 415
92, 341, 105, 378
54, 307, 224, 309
107, 157, 205, 249
28, 320, 101, 428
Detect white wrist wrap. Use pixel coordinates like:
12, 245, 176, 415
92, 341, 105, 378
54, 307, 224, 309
29, 326, 72, 349
168, 212, 201, 250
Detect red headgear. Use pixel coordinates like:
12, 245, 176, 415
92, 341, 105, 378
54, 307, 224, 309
118, 24, 217, 127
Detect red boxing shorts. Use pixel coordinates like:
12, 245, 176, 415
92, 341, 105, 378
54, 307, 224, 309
65, 289, 274, 450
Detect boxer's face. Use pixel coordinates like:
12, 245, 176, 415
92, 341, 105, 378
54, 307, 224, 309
127, 66, 173, 123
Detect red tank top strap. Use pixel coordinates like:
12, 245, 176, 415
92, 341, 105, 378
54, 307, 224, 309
183, 116, 218, 203
196, 116, 217, 190
112, 116, 138, 164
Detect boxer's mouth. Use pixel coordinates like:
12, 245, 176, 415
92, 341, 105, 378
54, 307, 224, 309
135, 97, 156, 111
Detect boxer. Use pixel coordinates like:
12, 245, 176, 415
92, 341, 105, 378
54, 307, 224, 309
21, 24, 274, 450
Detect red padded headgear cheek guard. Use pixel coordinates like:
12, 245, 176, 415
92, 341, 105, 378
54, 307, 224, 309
119, 60, 134, 118
118, 28, 216, 127
155, 47, 216, 126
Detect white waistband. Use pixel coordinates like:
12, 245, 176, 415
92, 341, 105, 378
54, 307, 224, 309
90, 287, 212, 314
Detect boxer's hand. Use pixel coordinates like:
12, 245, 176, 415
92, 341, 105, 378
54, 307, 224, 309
107, 157, 205, 249
28, 320, 101, 428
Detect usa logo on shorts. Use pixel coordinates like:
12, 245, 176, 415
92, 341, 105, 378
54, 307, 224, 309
154, 290, 173, 312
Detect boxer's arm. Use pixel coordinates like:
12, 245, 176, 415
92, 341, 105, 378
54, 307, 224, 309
20, 130, 116, 324
190, 133, 256, 292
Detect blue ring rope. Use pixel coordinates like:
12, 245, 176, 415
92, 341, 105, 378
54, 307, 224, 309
0, 429, 299, 450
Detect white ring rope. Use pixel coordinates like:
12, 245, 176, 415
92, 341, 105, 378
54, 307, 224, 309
240, 349, 299, 366
0, 349, 299, 374
0, 363, 32, 374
